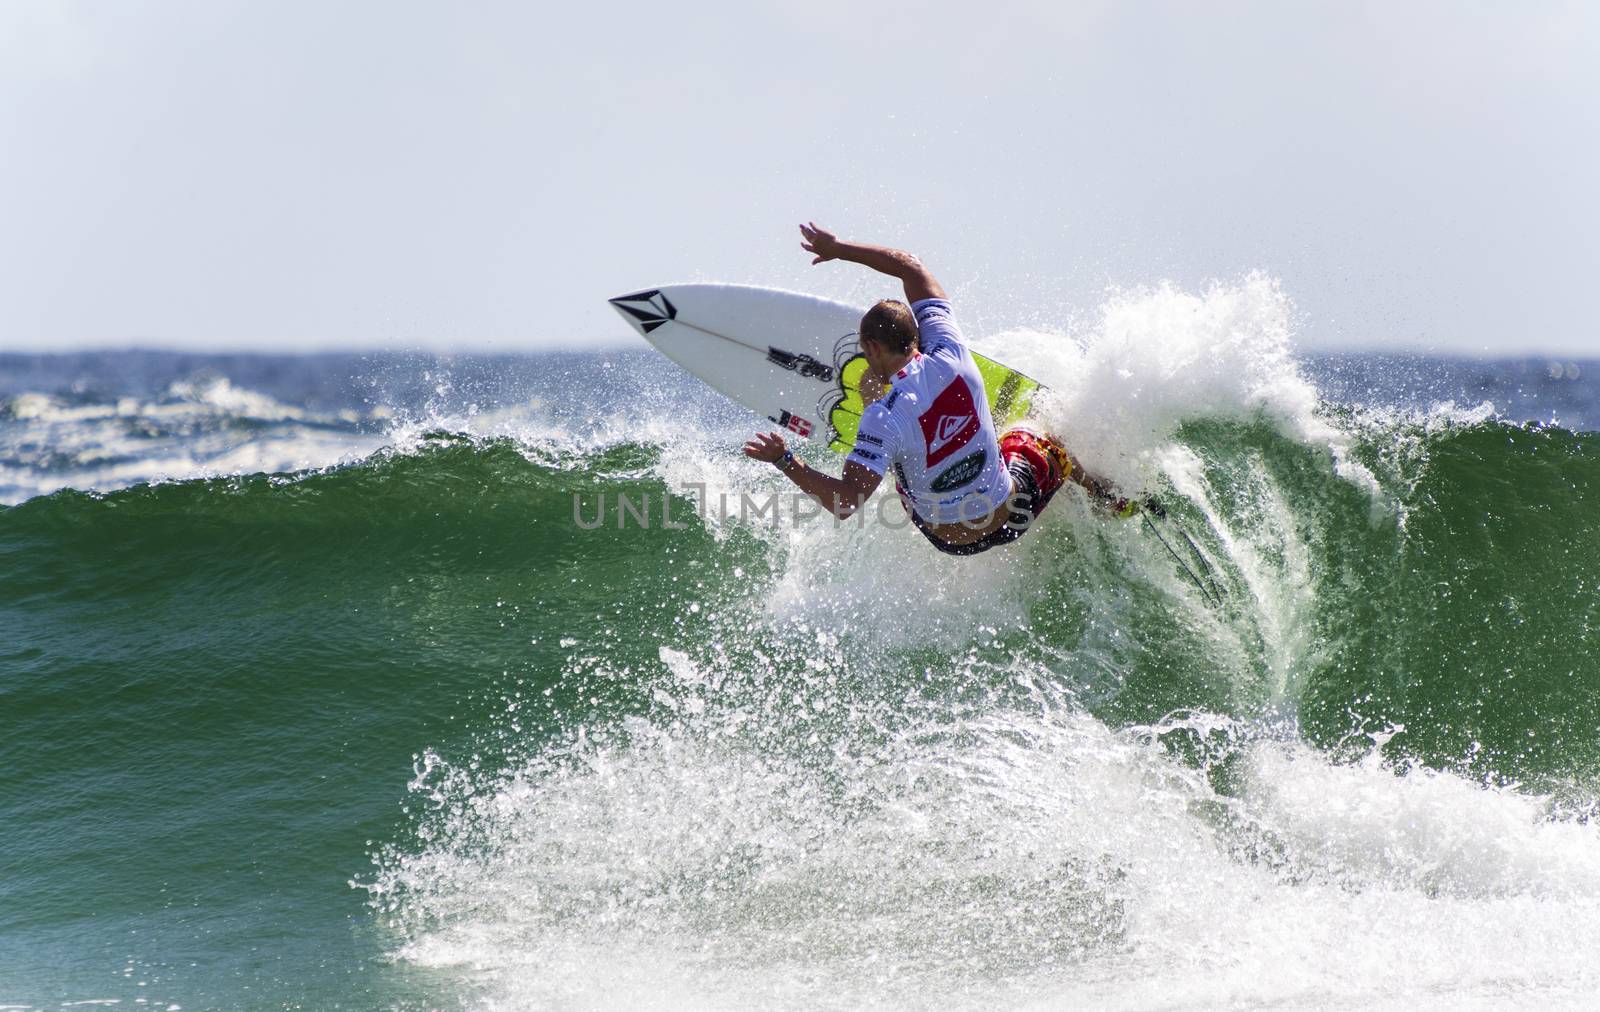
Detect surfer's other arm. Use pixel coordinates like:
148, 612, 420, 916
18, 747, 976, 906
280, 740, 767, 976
743, 431, 882, 520
799, 222, 947, 304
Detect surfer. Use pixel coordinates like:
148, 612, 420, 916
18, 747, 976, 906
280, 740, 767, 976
743, 222, 1141, 555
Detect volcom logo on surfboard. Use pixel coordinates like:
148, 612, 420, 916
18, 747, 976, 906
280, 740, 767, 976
608, 290, 677, 334
918, 379, 979, 467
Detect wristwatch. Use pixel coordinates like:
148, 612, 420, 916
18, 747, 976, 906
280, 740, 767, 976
774, 449, 796, 472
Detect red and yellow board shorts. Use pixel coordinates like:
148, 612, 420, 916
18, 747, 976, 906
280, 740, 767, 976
908, 426, 1072, 557
1000, 427, 1069, 502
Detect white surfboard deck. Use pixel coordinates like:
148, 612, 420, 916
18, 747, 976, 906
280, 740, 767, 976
608, 283, 1041, 453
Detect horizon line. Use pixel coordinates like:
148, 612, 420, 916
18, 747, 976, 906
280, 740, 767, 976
2, 339, 1596, 361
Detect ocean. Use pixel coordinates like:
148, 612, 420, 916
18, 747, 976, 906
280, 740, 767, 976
3, 283, 1599, 1009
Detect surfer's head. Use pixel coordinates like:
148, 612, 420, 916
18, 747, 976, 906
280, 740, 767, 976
859, 300, 918, 379
860, 300, 918, 355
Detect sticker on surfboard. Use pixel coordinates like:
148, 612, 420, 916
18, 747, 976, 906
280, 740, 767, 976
817, 333, 1040, 454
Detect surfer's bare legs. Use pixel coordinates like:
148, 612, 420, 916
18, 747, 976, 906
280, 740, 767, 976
1051, 447, 1165, 517
1070, 461, 1165, 517
1067, 459, 1115, 503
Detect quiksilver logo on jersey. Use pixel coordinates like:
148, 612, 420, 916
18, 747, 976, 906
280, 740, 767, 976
918, 378, 979, 467
935, 415, 967, 445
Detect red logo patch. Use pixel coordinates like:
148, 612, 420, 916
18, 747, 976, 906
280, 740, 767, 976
918, 378, 979, 467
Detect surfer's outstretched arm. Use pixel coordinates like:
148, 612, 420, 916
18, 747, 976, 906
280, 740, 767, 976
743, 430, 882, 520
799, 222, 947, 304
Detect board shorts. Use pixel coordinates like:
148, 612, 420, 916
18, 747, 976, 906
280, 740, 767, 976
907, 427, 1071, 557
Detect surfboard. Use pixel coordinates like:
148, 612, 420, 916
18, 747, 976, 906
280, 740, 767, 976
610, 283, 1226, 601
608, 284, 1041, 454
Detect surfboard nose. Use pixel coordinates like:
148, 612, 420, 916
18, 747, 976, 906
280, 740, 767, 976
608, 289, 677, 335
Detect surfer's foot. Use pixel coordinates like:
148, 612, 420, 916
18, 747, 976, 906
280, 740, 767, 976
1024, 435, 1164, 519
1102, 495, 1165, 519
1085, 483, 1165, 519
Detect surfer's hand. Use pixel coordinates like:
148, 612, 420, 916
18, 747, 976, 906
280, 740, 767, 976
799, 221, 841, 265
743, 430, 787, 463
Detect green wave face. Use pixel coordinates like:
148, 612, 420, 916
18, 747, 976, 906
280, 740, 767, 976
3, 419, 1598, 1007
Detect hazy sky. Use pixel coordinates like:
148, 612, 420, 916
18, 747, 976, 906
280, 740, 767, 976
2, 1, 1596, 354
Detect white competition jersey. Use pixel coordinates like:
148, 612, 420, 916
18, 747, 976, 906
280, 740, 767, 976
845, 299, 1011, 525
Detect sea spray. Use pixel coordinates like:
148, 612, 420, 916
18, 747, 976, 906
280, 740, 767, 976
4, 290, 1598, 1007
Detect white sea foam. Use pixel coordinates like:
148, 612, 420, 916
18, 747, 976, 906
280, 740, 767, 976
368, 683, 1600, 1011
0, 378, 386, 503
974, 273, 1376, 497
358, 279, 1600, 1009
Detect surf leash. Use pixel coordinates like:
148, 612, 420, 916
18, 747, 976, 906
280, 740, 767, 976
1141, 512, 1224, 609
1173, 523, 1226, 606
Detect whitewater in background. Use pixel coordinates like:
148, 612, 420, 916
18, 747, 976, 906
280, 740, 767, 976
3, 279, 1598, 1010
